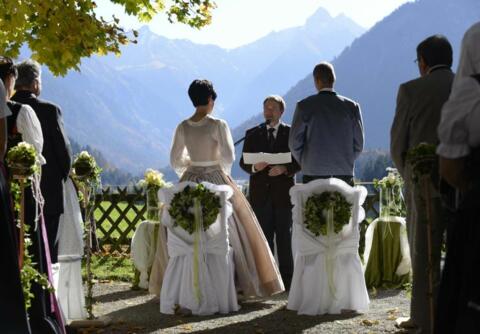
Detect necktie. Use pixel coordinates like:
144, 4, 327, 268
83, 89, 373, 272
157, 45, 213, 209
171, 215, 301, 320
267, 127, 275, 151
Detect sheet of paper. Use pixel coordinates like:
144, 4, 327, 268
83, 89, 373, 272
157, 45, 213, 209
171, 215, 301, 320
243, 152, 292, 165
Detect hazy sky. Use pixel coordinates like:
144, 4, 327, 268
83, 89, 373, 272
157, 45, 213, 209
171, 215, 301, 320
96, 0, 413, 49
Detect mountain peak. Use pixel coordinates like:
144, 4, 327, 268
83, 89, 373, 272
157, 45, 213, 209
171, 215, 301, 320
138, 25, 152, 34
305, 7, 333, 27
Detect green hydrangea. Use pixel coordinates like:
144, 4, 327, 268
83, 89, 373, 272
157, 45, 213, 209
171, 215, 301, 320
6, 141, 38, 176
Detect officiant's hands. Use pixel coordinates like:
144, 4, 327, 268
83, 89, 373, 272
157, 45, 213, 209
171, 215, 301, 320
254, 162, 269, 172
268, 165, 287, 177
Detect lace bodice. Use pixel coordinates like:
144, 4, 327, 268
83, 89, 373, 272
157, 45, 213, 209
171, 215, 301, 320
170, 115, 235, 177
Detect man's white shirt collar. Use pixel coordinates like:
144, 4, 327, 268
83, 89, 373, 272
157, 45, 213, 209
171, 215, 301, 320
267, 122, 281, 132
319, 87, 335, 93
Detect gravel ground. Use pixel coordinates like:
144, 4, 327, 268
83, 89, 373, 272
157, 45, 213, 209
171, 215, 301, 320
72, 282, 413, 334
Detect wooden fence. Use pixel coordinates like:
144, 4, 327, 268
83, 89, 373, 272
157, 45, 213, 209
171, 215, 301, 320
93, 187, 147, 253
92, 185, 380, 254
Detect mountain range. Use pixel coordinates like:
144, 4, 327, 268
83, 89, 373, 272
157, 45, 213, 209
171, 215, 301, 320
231, 0, 480, 179
31, 7, 364, 172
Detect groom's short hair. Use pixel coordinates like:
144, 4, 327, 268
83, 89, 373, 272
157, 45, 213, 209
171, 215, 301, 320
313, 62, 335, 86
188, 79, 217, 107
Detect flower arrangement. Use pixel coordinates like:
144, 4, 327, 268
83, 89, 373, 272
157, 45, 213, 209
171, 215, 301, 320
406, 143, 438, 182
138, 168, 170, 190
71, 151, 101, 319
373, 168, 406, 218
304, 191, 352, 236
6, 141, 38, 177
72, 151, 102, 185
168, 184, 221, 234
138, 169, 172, 221
6, 142, 50, 310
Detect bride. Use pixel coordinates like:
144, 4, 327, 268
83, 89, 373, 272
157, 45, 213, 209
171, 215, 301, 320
167, 79, 284, 297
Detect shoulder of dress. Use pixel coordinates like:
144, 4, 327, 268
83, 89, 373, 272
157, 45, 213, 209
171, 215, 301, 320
208, 115, 225, 124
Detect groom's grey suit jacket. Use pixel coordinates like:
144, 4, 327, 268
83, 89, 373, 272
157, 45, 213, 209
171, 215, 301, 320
289, 90, 364, 177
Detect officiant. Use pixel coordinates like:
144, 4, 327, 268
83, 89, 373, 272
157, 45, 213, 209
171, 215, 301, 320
240, 95, 300, 290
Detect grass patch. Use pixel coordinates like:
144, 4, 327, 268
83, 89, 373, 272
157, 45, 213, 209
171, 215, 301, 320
82, 253, 135, 283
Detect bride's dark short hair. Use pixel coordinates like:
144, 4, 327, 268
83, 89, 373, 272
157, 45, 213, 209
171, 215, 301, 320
188, 79, 217, 107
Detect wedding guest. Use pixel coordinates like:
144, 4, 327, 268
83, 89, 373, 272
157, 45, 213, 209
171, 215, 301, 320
1, 57, 63, 333
1, 58, 45, 161
289, 61, 364, 186
435, 22, 480, 334
12, 59, 71, 263
0, 66, 31, 334
239, 95, 300, 290
390, 35, 454, 333
168, 79, 284, 298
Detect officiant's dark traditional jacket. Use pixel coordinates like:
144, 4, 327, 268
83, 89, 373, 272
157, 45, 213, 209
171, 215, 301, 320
240, 123, 300, 208
240, 122, 300, 288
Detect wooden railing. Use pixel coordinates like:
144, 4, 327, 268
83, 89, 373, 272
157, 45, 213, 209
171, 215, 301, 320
93, 185, 380, 254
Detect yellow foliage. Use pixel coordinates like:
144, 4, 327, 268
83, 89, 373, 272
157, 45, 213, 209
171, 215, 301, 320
0, 0, 215, 76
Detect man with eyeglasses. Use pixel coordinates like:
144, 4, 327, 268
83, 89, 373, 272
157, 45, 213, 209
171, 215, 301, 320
390, 35, 454, 333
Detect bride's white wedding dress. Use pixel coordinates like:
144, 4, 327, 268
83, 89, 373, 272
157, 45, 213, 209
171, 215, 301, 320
149, 115, 284, 297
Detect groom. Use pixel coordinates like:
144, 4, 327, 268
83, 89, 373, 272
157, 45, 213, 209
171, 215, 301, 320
289, 62, 364, 185
240, 95, 300, 289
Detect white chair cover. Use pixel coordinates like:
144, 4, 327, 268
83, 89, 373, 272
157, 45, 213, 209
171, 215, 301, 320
159, 181, 239, 315
287, 178, 370, 315
131, 220, 160, 289
54, 178, 87, 321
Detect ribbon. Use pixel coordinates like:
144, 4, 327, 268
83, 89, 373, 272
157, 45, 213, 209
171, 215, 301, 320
379, 186, 406, 238
146, 187, 160, 222
325, 206, 337, 299
192, 198, 204, 304
379, 187, 394, 238
31, 172, 66, 334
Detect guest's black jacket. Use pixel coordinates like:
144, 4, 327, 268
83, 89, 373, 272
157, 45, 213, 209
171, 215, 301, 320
12, 90, 71, 215
240, 123, 300, 208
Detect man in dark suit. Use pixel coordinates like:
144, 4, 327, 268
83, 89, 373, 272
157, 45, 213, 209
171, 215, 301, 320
12, 59, 71, 263
289, 62, 364, 186
390, 35, 454, 333
240, 95, 300, 289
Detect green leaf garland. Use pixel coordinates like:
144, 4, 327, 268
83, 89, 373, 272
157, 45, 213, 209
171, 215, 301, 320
168, 184, 221, 234
304, 191, 352, 236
